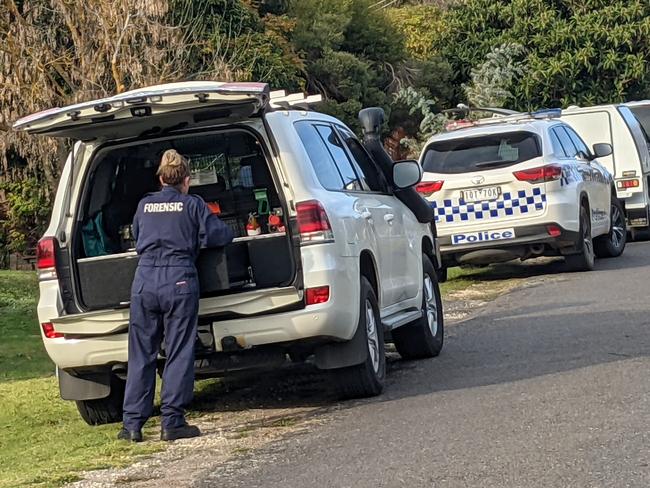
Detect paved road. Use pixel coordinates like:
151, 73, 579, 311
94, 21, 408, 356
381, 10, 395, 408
203, 243, 650, 488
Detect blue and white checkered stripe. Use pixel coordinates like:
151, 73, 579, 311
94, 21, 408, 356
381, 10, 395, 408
431, 187, 547, 224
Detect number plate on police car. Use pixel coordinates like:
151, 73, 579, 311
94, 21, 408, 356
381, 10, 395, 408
451, 228, 516, 246
460, 186, 501, 202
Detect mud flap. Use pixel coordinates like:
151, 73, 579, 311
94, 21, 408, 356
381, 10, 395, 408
313, 322, 368, 370
58, 367, 111, 401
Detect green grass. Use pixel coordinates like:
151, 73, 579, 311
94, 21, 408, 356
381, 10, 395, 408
440, 266, 491, 295
0, 378, 162, 488
0, 271, 162, 488
0, 266, 496, 487
0, 271, 54, 381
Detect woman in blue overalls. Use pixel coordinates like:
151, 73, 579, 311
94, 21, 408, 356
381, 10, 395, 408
119, 150, 233, 442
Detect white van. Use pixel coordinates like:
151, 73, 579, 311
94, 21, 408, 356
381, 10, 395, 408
561, 103, 650, 237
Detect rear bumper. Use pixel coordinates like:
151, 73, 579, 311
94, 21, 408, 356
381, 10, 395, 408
439, 222, 580, 265
40, 253, 361, 370
625, 205, 649, 228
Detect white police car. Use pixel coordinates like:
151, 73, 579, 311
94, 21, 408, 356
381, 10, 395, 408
417, 110, 626, 277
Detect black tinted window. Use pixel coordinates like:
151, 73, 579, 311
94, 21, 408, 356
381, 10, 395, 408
564, 126, 590, 157
315, 125, 363, 191
295, 122, 345, 190
549, 130, 567, 157
627, 106, 650, 143
422, 131, 541, 174
338, 126, 389, 193
554, 127, 578, 158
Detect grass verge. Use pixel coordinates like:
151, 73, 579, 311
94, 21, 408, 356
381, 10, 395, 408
0, 271, 162, 488
0, 265, 499, 487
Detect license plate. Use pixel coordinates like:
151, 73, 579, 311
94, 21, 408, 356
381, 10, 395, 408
451, 228, 516, 246
460, 186, 501, 203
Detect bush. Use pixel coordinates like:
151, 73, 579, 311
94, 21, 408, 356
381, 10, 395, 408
0, 179, 51, 257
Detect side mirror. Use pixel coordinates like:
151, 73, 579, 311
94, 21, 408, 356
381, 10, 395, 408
393, 160, 422, 189
358, 107, 385, 138
592, 143, 613, 159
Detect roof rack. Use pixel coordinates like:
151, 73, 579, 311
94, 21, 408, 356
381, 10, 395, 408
446, 108, 562, 131
268, 90, 323, 111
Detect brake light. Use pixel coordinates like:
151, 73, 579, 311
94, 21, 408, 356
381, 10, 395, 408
513, 165, 562, 183
36, 237, 56, 270
306, 286, 330, 305
415, 181, 444, 196
41, 322, 63, 339
296, 200, 334, 244
617, 179, 639, 190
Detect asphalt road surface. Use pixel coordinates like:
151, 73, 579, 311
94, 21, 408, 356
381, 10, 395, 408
203, 242, 650, 488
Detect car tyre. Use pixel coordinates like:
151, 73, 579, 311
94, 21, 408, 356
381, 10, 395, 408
333, 276, 385, 399
594, 198, 626, 258
392, 255, 444, 359
75, 375, 125, 425
436, 265, 448, 283
565, 203, 595, 271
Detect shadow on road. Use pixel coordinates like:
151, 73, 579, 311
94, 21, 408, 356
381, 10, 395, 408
187, 242, 650, 417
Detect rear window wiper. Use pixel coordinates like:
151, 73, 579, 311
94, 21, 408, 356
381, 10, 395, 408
474, 159, 517, 168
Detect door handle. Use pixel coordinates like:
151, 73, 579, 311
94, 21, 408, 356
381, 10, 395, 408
384, 213, 395, 223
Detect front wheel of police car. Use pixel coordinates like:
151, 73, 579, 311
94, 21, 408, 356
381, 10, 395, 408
565, 204, 595, 272
594, 198, 626, 258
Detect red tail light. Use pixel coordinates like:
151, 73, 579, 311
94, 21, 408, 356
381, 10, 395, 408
513, 165, 562, 183
306, 286, 330, 305
617, 178, 640, 189
41, 322, 63, 339
547, 225, 562, 237
36, 237, 56, 270
296, 200, 334, 244
415, 181, 444, 197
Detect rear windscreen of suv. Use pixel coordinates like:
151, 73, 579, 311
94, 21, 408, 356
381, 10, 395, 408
628, 106, 650, 143
422, 131, 542, 174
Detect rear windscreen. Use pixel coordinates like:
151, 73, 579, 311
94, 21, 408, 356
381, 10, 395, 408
422, 131, 542, 174
628, 106, 650, 144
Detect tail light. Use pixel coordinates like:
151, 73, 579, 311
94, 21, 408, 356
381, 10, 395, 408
617, 179, 640, 190
415, 181, 444, 197
547, 225, 562, 237
513, 165, 562, 183
36, 237, 57, 280
41, 322, 63, 339
296, 200, 334, 244
306, 286, 330, 305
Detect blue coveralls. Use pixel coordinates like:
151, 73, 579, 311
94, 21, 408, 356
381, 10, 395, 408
123, 186, 233, 431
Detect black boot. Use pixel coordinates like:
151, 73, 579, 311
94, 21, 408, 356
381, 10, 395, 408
161, 423, 201, 441
117, 427, 143, 442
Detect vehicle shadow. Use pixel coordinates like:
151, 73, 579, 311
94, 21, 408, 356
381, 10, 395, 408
186, 243, 650, 416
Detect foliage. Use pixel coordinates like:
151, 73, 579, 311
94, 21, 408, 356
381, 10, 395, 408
0, 179, 51, 256
464, 42, 526, 108
393, 87, 448, 155
385, 4, 447, 60
438, 0, 650, 109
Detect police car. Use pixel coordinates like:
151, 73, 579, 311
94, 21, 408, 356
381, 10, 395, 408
417, 109, 626, 277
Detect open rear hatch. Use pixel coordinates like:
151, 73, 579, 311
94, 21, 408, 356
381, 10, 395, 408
13, 81, 270, 140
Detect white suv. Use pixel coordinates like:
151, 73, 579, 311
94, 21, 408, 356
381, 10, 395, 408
417, 110, 626, 276
15, 82, 443, 425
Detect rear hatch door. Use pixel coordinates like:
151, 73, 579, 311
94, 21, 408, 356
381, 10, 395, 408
12, 82, 270, 140
419, 129, 548, 231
